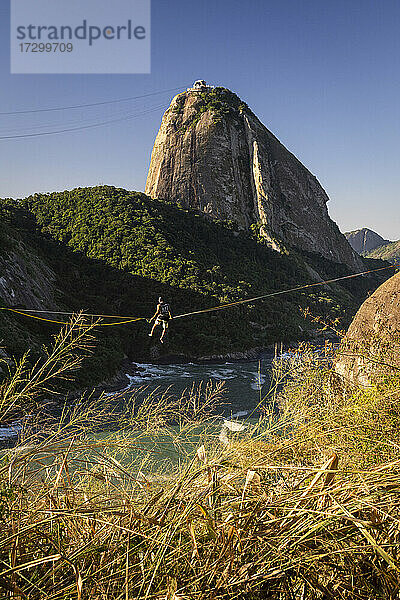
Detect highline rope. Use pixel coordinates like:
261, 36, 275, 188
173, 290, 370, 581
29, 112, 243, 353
0, 263, 397, 328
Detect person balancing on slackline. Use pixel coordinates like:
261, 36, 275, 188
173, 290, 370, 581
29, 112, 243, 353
148, 297, 173, 343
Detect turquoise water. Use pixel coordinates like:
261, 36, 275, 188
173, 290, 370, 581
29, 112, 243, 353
0, 358, 275, 443
94, 358, 276, 472
118, 358, 273, 416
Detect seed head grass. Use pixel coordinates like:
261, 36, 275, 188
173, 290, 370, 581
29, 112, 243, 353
0, 323, 399, 598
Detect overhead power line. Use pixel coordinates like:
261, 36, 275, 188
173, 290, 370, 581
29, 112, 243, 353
0, 86, 185, 116
0, 103, 168, 140
0, 100, 166, 135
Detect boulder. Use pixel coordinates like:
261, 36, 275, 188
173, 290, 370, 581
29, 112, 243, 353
335, 272, 400, 386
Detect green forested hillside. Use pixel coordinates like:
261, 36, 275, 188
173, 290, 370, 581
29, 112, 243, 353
0, 186, 391, 386
366, 240, 400, 264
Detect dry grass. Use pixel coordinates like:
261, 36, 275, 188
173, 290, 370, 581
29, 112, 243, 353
1, 327, 400, 599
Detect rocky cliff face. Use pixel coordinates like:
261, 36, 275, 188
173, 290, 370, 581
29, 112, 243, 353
146, 87, 363, 270
335, 272, 400, 386
0, 239, 57, 311
345, 228, 390, 255
0, 217, 60, 367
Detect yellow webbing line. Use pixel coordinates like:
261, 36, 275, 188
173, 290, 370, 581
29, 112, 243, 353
0, 263, 397, 327
0, 307, 143, 327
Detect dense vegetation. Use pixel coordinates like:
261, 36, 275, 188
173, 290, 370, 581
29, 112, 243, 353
173, 86, 250, 131
0, 186, 390, 386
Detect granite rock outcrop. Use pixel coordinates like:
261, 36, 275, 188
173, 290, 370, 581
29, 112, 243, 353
335, 272, 400, 386
146, 86, 362, 270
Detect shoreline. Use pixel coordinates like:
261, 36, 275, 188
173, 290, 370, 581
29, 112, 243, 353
98, 333, 338, 395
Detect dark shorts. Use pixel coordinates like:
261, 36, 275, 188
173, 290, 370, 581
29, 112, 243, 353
155, 316, 170, 328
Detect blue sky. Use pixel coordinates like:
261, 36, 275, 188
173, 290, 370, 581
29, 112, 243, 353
0, 0, 399, 239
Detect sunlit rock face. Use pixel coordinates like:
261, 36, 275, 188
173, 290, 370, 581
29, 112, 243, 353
146, 86, 362, 270
335, 272, 400, 386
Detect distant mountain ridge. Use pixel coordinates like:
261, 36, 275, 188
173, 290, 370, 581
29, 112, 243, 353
344, 227, 399, 264
344, 228, 390, 255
